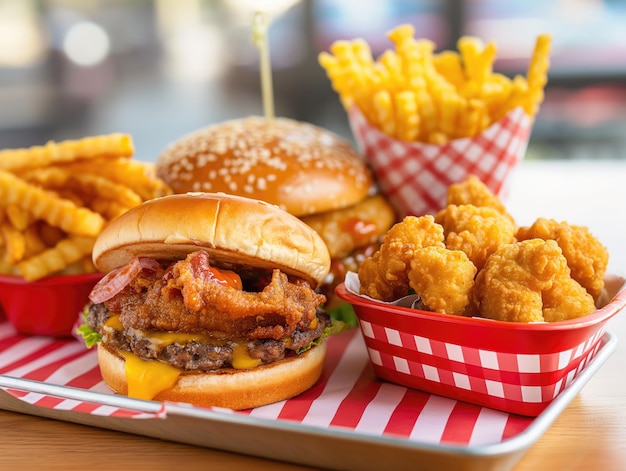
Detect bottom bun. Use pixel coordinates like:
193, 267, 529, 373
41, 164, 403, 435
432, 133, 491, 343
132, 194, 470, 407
97, 341, 327, 410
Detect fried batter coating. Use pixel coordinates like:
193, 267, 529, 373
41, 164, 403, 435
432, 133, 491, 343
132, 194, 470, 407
407, 246, 476, 315
111, 253, 325, 340
447, 175, 513, 221
472, 239, 596, 322
435, 204, 516, 271
542, 275, 597, 322
301, 194, 396, 259
516, 218, 608, 300
358, 215, 444, 301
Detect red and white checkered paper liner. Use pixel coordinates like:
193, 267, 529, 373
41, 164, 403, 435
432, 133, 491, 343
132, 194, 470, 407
348, 105, 532, 218
0, 320, 545, 447
337, 273, 626, 416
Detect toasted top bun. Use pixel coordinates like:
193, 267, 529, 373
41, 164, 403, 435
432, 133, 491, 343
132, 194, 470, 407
92, 192, 331, 287
155, 116, 373, 217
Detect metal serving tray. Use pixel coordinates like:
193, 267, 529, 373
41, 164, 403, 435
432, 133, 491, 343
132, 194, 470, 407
0, 322, 617, 471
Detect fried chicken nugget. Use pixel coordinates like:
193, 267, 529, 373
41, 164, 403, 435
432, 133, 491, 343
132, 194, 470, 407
516, 218, 608, 300
407, 246, 476, 315
446, 175, 513, 222
358, 215, 444, 301
435, 204, 516, 271
301, 194, 396, 259
473, 239, 596, 322
542, 274, 597, 322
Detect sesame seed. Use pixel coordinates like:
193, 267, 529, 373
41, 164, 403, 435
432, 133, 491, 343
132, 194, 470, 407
155, 116, 372, 197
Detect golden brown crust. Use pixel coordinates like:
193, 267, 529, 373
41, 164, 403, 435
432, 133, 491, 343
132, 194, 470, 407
155, 116, 372, 217
97, 341, 327, 410
92, 193, 331, 287
301, 194, 396, 259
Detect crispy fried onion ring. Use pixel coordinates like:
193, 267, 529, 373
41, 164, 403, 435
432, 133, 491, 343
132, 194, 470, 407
99, 251, 326, 340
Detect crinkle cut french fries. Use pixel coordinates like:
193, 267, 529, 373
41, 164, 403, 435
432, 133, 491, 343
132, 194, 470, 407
0, 134, 171, 281
319, 24, 551, 143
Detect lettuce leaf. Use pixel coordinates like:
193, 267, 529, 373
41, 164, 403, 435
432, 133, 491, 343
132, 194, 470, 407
75, 306, 101, 348
297, 302, 358, 354
326, 301, 358, 329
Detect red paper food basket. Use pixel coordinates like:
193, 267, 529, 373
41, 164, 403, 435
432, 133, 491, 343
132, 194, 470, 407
336, 273, 626, 416
348, 105, 532, 218
0, 272, 103, 338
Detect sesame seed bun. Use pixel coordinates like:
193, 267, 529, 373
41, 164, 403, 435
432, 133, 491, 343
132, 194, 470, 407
97, 340, 327, 410
92, 192, 331, 288
155, 116, 373, 217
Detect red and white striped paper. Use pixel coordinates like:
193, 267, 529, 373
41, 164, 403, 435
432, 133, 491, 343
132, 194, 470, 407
0, 320, 539, 446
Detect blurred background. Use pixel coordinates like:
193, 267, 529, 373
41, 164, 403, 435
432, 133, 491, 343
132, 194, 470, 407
1, 0, 626, 162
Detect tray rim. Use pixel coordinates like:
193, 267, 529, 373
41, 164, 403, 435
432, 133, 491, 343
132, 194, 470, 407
0, 330, 617, 470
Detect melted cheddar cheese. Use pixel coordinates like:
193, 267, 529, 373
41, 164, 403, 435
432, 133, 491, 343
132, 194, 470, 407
104, 315, 123, 331
105, 315, 265, 401
145, 331, 212, 346
119, 350, 181, 401
231, 344, 262, 369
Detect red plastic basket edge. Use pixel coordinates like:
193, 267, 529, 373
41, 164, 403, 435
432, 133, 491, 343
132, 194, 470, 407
336, 275, 626, 333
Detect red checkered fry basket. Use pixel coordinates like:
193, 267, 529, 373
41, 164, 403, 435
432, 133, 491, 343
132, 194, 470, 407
336, 274, 626, 417
348, 105, 532, 219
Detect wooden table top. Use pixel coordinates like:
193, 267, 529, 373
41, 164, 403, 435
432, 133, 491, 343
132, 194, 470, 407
1, 160, 625, 470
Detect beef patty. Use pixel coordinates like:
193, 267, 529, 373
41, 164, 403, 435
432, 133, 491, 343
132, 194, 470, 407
87, 302, 330, 371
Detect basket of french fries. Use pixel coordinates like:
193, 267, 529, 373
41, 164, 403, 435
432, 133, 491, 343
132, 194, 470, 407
319, 24, 550, 218
0, 134, 171, 336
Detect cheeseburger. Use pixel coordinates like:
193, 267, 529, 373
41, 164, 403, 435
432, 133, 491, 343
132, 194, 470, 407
79, 192, 331, 410
155, 116, 396, 308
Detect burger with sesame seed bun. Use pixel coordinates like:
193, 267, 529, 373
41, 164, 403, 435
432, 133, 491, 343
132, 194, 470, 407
155, 116, 396, 312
